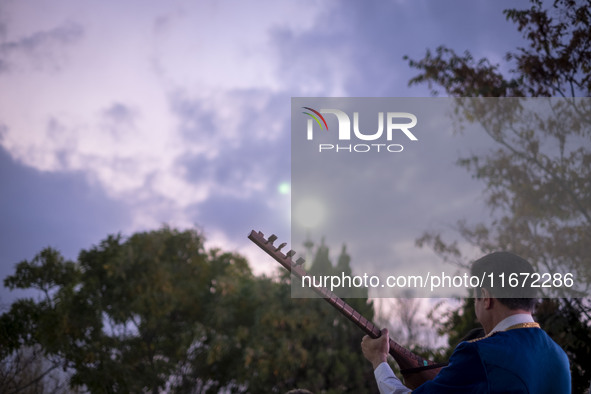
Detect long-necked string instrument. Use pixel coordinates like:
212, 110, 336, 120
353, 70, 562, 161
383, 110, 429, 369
248, 230, 448, 389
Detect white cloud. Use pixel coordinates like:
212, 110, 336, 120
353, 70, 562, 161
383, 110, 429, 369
0, 0, 532, 279
0, 0, 328, 235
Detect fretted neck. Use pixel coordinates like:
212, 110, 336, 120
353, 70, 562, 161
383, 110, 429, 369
312, 282, 429, 371
247, 230, 431, 371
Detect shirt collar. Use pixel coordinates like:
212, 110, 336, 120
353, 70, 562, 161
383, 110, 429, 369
490, 313, 535, 334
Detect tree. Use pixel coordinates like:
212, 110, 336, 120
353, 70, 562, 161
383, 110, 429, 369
1, 228, 378, 393
295, 239, 377, 393
1, 227, 241, 393
406, 0, 591, 391
0, 345, 70, 394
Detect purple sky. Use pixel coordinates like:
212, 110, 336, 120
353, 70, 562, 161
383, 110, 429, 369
0, 0, 529, 304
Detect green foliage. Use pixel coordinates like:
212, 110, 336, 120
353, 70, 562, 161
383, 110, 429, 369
536, 298, 591, 389
406, 0, 591, 392
406, 0, 591, 97
426, 298, 481, 360
1, 228, 377, 393
2, 227, 228, 392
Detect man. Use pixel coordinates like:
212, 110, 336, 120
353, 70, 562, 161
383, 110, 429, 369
361, 252, 571, 393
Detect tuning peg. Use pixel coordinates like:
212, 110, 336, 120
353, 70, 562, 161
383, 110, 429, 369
275, 242, 287, 252
295, 257, 305, 266
266, 234, 278, 244
286, 250, 296, 258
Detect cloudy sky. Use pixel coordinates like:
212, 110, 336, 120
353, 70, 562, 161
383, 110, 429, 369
0, 0, 529, 303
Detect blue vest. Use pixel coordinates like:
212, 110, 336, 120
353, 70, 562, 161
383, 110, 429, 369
413, 325, 571, 393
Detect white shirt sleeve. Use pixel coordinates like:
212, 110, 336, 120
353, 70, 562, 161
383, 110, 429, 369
374, 362, 412, 394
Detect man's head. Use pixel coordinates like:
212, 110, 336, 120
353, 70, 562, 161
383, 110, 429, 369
471, 252, 538, 332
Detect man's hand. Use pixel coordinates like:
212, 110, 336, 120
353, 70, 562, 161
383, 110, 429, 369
361, 328, 390, 370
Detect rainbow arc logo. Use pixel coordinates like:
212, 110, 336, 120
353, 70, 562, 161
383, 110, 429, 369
302, 107, 328, 131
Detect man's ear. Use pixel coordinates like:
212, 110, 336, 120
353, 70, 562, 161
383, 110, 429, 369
481, 287, 493, 309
